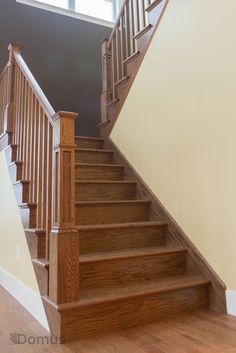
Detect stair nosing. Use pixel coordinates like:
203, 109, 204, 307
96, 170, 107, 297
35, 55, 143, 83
75, 200, 151, 206
79, 245, 187, 264
75, 180, 136, 184
76, 221, 167, 231
32, 258, 49, 269
53, 277, 210, 311
76, 148, 114, 154
75, 136, 104, 141
75, 162, 124, 168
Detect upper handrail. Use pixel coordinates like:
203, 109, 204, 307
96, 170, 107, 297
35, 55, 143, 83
107, 0, 128, 48
14, 51, 55, 124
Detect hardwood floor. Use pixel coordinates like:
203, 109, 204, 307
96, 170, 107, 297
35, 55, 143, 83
1, 286, 236, 353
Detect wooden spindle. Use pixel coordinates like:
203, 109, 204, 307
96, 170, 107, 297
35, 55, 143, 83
4, 44, 22, 143
101, 39, 112, 124
124, 3, 131, 58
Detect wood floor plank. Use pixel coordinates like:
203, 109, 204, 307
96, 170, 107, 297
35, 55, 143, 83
1, 285, 236, 352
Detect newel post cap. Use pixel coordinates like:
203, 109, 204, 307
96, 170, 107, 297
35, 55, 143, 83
8, 43, 22, 60
52, 111, 79, 122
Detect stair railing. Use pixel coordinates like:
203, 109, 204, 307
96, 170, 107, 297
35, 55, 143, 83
0, 44, 79, 305
101, 0, 165, 125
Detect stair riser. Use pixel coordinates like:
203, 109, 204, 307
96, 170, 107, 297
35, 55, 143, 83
5, 145, 17, 164
76, 139, 104, 150
80, 251, 186, 289
0, 132, 12, 150
79, 225, 167, 254
14, 182, 29, 204
19, 206, 36, 228
75, 165, 124, 181
76, 150, 113, 164
33, 264, 48, 296
25, 230, 46, 259
58, 285, 209, 340
76, 182, 137, 201
76, 202, 150, 225
8, 163, 22, 183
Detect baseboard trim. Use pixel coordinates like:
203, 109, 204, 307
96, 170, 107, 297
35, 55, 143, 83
0, 266, 49, 330
226, 290, 236, 316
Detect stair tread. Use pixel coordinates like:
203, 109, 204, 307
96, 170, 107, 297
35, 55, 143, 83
75, 136, 104, 141
75, 162, 124, 168
58, 275, 210, 309
32, 258, 49, 268
76, 200, 150, 206
80, 245, 186, 263
76, 148, 113, 153
75, 180, 136, 184
77, 221, 167, 231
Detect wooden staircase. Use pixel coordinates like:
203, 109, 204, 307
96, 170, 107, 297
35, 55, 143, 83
0, 0, 226, 344
43, 136, 212, 341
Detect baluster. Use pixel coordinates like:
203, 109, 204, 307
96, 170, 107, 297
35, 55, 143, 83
129, 0, 136, 54
111, 37, 117, 97
49, 111, 79, 304
41, 113, 48, 230
101, 39, 112, 124
33, 100, 39, 205
134, 0, 141, 34
120, 12, 127, 78
116, 25, 122, 82
36, 106, 43, 229
23, 81, 29, 180
140, 0, 147, 28
3, 44, 21, 143
124, 2, 131, 58
46, 121, 53, 260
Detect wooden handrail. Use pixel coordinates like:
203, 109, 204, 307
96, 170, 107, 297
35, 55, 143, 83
0, 43, 79, 304
14, 52, 55, 124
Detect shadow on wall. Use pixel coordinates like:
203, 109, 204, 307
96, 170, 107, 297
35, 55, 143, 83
0, 0, 111, 136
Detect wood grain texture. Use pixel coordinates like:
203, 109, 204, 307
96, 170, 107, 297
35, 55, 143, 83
25, 229, 46, 259
106, 138, 227, 313
52, 281, 209, 341
75, 136, 104, 149
13, 180, 29, 204
1, 286, 236, 353
75, 148, 114, 164
75, 163, 125, 181
78, 221, 167, 254
79, 246, 187, 290
75, 200, 151, 225
75, 180, 137, 201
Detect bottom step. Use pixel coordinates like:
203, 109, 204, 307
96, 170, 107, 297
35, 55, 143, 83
43, 276, 209, 341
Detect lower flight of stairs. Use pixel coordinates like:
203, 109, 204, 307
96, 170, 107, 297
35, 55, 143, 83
40, 136, 211, 341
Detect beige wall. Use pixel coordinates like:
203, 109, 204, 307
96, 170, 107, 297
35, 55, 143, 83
111, 0, 236, 291
0, 151, 39, 292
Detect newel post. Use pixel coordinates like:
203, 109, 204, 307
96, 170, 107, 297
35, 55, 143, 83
101, 39, 112, 124
5, 43, 22, 136
49, 111, 79, 305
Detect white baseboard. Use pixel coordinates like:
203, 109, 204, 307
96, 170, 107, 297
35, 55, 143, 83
0, 267, 49, 331
226, 290, 236, 316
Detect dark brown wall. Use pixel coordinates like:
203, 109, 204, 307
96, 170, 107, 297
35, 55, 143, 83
0, 0, 111, 136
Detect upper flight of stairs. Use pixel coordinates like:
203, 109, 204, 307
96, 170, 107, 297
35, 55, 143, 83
41, 136, 210, 341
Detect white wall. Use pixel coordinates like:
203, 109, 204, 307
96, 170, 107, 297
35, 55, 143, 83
0, 151, 48, 328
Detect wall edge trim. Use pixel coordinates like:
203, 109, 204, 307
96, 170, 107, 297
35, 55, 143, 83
0, 266, 49, 330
